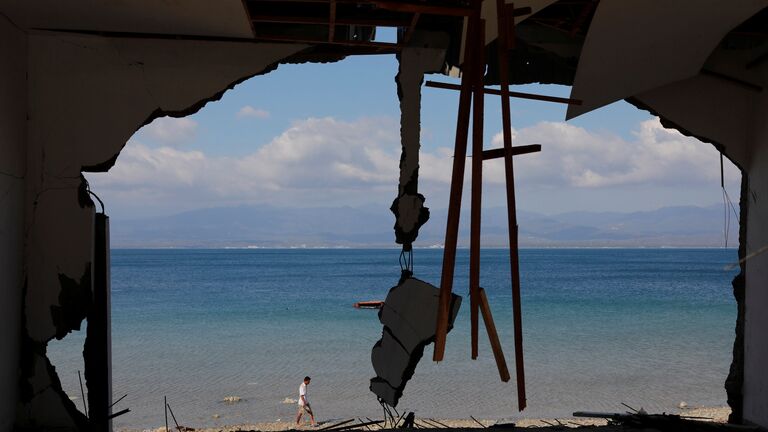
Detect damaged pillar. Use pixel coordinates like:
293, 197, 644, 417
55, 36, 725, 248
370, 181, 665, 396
84, 212, 112, 430
390, 32, 449, 250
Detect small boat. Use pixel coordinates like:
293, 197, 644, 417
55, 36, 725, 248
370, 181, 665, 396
354, 300, 384, 309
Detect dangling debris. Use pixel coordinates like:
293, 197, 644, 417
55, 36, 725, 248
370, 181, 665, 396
370, 278, 461, 407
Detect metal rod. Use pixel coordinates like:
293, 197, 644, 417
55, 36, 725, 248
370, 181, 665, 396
77, 370, 88, 418
320, 419, 356, 431
478, 288, 511, 382
167, 402, 181, 431
433, 5, 478, 362
469, 416, 487, 428
469, 16, 485, 361
424, 80, 582, 105
109, 393, 128, 408
495, 0, 526, 411
164, 396, 168, 432
107, 408, 131, 420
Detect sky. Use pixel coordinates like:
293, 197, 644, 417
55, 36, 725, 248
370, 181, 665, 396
85, 51, 742, 220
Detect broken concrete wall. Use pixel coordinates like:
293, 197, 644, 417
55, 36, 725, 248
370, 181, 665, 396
391, 32, 447, 249
631, 59, 768, 428
0, 14, 27, 432
742, 79, 768, 429
13, 32, 306, 430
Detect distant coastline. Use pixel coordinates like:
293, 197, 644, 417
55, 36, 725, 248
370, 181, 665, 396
107, 203, 740, 249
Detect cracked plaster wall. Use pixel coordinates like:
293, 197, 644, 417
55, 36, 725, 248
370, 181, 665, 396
0, 15, 27, 432
742, 82, 768, 429
8, 31, 306, 430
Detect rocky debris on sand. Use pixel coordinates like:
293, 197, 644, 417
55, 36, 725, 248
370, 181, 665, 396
282, 397, 297, 404
223, 396, 242, 403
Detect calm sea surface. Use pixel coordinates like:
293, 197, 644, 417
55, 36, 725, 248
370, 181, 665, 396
48, 248, 738, 429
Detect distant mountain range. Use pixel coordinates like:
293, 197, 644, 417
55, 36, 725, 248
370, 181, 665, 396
109, 203, 740, 248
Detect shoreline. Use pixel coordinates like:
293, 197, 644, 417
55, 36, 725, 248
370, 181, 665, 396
120, 406, 730, 432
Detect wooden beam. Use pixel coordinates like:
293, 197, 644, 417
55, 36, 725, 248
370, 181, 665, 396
469, 18, 485, 362
495, 0, 526, 411
478, 288, 511, 382
252, 33, 400, 48
251, 14, 410, 27
329, 0, 337, 42
368, 0, 474, 16
402, 12, 421, 44
424, 80, 582, 105
481, 144, 541, 160
434, 10, 477, 363
251, 0, 475, 16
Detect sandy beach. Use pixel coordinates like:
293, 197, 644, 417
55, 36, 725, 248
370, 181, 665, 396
121, 406, 730, 432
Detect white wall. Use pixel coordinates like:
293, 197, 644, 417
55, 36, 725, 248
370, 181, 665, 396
0, 15, 26, 432
14, 32, 307, 429
742, 85, 768, 429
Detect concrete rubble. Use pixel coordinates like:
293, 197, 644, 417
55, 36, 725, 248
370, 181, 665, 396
370, 278, 461, 407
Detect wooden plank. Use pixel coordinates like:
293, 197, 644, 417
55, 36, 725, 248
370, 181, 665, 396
469, 17, 485, 361
329, 0, 337, 42
402, 12, 421, 44
495, 0, 526, 411
478, 288, 511, 382
481, 144, 541, 160
433, 9, 477, 362
424, 80, 582, 105
250, 14, 410, 27
251, 33, 400, 48
250, 0, 475, 15
368, 0, 474, 16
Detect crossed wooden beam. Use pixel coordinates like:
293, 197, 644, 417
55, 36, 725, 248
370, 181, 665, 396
427, 0, 581, 413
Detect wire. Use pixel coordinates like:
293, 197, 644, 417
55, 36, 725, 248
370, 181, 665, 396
84, 178, 106, 214
720, 153, 739, 248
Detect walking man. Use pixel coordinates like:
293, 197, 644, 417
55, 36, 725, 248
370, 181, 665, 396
296, 376, 316, 427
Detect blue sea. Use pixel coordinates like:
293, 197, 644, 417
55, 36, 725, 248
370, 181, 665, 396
48, 248, 739, 430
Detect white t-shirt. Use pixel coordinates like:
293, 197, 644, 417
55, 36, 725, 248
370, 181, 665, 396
299, 382, 308, 406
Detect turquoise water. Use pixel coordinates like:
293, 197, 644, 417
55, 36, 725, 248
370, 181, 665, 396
48, 248, 739, 429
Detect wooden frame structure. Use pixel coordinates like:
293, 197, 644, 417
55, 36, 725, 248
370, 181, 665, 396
429, 0, 582, 413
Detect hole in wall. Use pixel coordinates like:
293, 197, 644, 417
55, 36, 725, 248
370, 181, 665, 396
47, 321, 88, 417
44, 51, 745, 429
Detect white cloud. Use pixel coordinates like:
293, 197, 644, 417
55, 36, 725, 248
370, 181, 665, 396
90, 117, 404, 210
237, 105, 270, 119
484, 118, 740, 188
88, 116, 740, 217
140, 117, 198, 145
